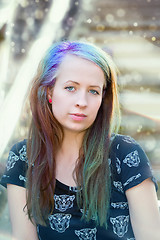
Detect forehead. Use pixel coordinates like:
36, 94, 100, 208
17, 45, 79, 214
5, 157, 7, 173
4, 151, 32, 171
56, 54, 106, 86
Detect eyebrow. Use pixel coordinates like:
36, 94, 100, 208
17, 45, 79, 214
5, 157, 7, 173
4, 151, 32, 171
65, 80, 102, 89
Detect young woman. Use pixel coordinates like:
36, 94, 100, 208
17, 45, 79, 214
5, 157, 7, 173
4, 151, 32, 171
0, 41, 160, 240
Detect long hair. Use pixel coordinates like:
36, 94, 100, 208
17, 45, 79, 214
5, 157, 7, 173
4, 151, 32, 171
26, 41, 121, 228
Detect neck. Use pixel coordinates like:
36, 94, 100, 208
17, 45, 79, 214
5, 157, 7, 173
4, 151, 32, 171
55, 130, 85, 187
57, 130, 85, 163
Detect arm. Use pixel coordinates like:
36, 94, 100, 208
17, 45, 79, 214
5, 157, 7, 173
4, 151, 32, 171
126, 178, 160, 240
7, 184, 39, 240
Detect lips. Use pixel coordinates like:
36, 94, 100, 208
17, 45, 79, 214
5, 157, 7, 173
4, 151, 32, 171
71, 113, 87, 117
70, 113, 87, 121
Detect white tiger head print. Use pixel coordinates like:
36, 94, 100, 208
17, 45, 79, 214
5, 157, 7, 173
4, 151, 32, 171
75, 228, 97, 240
123, 150, 140, 167
48, 213, 71, 233
110, 215, 129, 238
54, 194, 75, 212
7, 151, 19, 171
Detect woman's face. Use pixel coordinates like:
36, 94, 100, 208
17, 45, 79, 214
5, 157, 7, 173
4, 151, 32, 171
49, 54, 105, 135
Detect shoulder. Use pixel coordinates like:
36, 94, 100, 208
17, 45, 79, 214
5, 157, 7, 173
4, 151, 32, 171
110, 134, 157, 192
110, 133, 150, 167
10, 139, 27, 154
111, 133, 139, 147
110, 134, 144, 158
9, 139, 28, 161
6, 139, 28, 171
0, 140, 28, 188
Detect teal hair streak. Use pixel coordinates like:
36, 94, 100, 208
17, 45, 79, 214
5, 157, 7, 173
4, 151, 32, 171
81, 127, 111, 228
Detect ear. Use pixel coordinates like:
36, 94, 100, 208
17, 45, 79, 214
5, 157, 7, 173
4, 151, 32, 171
47, 87, 52, 101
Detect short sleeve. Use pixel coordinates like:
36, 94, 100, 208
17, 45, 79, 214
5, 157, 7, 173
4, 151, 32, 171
114, 135, 158, 192
0, 140, 28, 188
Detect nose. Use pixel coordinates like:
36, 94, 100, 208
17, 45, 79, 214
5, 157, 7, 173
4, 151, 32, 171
75, 91, 88, 108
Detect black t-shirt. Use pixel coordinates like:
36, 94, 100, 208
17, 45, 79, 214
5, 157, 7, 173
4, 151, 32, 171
0, 134, 158, 240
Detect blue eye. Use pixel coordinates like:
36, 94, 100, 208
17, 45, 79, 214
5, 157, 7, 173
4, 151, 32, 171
65, 86, 75, 92
89, 90, 99, 95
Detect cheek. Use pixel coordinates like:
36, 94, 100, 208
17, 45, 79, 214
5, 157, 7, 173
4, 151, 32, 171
51, 94, 70, 120
93, 98, 102, 112
51, 103, 63, 117
90, 99, 102, 120
51, 98, 61, 116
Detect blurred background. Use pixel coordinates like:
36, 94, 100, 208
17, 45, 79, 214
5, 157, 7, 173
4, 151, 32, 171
0, 0, 160, 239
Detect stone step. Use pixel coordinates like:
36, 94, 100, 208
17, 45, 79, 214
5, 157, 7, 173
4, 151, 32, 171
120, 91, 160, 119
82, 20, 160, 31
